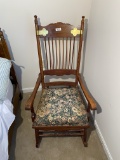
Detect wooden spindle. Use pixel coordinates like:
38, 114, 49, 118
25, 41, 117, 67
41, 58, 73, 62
62, 38, 64, 69
71, 37, 75, 69
55, 39, 58, 69
59, 38, 61, 69
44, 37, 48, 69
48, 37, 52, 69
52, 37, 54, 69
66, 38, 68, 69
68, 37, 71, 69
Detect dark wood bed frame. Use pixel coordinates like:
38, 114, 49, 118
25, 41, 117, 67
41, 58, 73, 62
0, 29, 22, 151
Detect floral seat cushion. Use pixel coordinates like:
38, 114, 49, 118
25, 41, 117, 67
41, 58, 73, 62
34, 87, 89, 127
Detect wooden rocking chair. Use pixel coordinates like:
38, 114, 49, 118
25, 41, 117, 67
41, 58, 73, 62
25, 15, 97, 148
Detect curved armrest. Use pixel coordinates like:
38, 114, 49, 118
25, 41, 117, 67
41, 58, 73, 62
25, 73, 41, 110
78, 74, 97, 110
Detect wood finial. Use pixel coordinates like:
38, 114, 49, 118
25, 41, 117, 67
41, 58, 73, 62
34, 15, 38, 24
81, 16, 85, 30
34, 15, 37, 19
82, 16, 85, 19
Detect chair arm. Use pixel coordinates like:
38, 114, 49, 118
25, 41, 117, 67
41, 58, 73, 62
25, 73, 41, 110
78, 74, 97, 110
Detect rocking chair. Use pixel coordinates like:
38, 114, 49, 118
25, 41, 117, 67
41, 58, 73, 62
25, 15, 97, 148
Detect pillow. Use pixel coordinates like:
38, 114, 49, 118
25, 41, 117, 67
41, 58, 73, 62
0, 57, 11, 104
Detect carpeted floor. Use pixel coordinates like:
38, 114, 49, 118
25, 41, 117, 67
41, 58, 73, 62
9, 92, 108, 160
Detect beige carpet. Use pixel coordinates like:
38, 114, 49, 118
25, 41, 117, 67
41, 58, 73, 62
9, 92, 108, 160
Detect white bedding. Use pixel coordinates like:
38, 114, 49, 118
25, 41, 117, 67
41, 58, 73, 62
0, 79, 15, 160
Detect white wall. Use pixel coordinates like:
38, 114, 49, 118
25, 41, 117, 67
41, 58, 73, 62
84, 0, 120, 159
0, 0, 92, 91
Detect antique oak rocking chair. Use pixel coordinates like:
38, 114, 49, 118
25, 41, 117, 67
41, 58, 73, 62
25, 15, 97, 148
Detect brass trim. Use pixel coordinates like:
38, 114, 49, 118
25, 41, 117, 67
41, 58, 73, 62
71, 28, 82, 36
37, 28, 48, 36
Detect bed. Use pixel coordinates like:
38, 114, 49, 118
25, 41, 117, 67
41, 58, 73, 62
0, 29, 22, 159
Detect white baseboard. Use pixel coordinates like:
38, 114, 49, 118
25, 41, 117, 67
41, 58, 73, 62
94, 120, 113, 160
22, 86, 42, 93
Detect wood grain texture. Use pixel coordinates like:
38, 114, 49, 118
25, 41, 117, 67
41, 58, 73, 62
78, 74, 97, 110
0, 29, 22, 151
25, 16, 97, 148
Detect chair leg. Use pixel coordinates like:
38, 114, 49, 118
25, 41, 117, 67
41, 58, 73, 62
35, 129, 42, 148
81, 129, 88, 147
19, 92, 23, 100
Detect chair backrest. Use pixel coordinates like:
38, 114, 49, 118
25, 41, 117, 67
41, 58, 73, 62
34, 16, 85, 89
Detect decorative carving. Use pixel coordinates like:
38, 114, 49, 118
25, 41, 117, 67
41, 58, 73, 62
71, 28, 82, 36
37, 28, 48, 36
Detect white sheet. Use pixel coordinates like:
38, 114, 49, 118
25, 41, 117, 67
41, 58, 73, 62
0, 79, 15, 160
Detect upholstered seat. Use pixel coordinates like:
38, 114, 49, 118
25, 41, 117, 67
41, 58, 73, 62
33, 87, 88, 127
